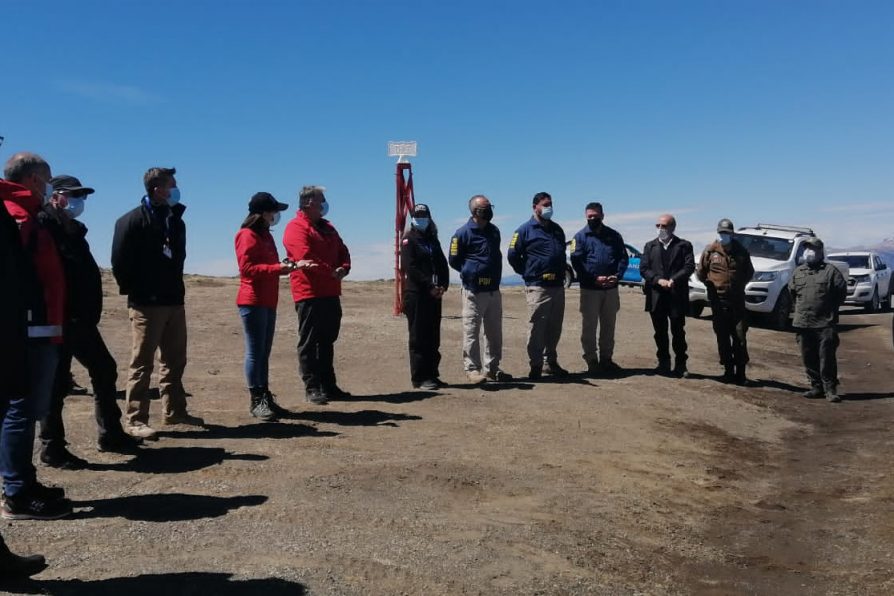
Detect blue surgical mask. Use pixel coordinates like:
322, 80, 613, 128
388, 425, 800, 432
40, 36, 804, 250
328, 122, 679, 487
66, 197, 85, 218
718, 233, 732, 245
540, 206, 553, 221
412, 217, 430, 232
167, 187, 181, 207
271, 212, 281, 227
321, 201, 329, 217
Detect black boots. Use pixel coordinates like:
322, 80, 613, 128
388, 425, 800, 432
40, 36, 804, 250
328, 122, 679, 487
0, 536, 47, 578
249, 387, 276, 422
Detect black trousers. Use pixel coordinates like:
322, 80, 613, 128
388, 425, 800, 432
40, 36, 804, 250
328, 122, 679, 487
296, 297, 342, 393
710, 298, 749, 368
403, 291, 442, 384
796, 326, 839, 390
39, 323, 123, 450
649, 298, 687, 366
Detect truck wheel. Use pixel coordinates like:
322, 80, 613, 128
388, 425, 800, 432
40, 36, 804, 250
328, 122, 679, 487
771, 290, 791, 330
881, 287, 892, 312
865, 288, 880, 313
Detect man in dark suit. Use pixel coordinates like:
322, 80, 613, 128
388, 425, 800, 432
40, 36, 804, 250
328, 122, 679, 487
639, 214, 696, 377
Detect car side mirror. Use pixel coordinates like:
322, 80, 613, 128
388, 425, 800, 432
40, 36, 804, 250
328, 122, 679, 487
879, 262, 887, 271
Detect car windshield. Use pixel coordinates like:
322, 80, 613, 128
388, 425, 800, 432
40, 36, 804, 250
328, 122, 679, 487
832, 255, 870, 269
735, 234, 795, 261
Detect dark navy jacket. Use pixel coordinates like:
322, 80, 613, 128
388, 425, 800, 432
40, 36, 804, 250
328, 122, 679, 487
507, 216, 566, 287
570, 224, 628, 289
448, 218, 502, 292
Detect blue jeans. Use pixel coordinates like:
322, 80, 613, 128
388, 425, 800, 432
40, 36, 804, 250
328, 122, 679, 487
1, 342, 59, 497
238, 306, 277, 389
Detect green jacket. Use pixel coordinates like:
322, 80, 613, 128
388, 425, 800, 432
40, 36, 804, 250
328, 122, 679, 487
788, 262, 847, 328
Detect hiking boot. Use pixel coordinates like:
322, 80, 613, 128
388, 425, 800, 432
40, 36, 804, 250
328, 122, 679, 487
655, 360, 672, 375
97, 432, 143, 454
417, 379, 440, 391
802, 386, 824, 399
263, 390, 291, 417
734, 366, 749, 386
432, 378, 449, 388
599, 360, 623, 377
825, 387, 841, 403
486, 369, 513, 382
31, 482, 65, 502
527, 367, 543, 381
585, 361, 600, 378
543, 362, 569, 377
305, 390, 329, 405
68, 381, 90, 396
1, 491, 72, 521
721, 365, 735, 383
39, 447, 88, 470
466, 371, 488, 384
323, 385, 352, 400
0, 539, 47, 578
163, 413, 205, 426
674, 364, 690, 379
250, 390, 277, 422
125, 424, 159, 441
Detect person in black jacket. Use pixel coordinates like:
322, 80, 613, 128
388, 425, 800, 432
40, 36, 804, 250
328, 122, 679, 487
38, 176, 142, 468
112, 167, 203, 440
400, 204, 450, 390
0, 199, 49, 577
639, 214, 696, 377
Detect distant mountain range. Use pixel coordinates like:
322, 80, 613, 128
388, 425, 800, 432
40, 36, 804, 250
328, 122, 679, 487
832, 238, 894, 266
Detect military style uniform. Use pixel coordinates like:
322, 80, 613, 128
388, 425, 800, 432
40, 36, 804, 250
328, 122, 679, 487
696, 239, 754, 381
788, 260, 847, 396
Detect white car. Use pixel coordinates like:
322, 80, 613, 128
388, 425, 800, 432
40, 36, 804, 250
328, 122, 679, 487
689, 224, 849, 329
826, 251, 892, 312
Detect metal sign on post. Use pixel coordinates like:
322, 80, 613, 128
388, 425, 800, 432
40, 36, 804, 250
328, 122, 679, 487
389, 141, 418, 315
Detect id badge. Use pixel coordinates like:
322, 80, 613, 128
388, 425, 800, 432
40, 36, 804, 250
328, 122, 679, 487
163, 245, 173, 259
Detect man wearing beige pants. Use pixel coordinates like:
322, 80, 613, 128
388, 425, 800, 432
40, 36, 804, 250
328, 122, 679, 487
570, 202, 628, 377
112, 167, 203, 440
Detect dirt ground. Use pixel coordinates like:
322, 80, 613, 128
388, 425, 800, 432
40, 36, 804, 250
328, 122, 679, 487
2, 275, 892, 595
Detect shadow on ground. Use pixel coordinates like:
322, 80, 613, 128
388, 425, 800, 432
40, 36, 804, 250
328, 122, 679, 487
71, 493, 268, 522
288, 409, 422, 427
335, 391, 440, 404
1, 572, 304, 595
158, 422, 339, 440
89, 446, 268, 474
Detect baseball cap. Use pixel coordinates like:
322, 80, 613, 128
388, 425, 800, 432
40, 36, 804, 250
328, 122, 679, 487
50, 175, 95, 196
803, 237, 824, 249
249, 192, 289, 214
716, 218, 734, 233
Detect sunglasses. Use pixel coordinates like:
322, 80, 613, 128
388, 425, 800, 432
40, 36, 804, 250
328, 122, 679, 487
655, 223, 671, 229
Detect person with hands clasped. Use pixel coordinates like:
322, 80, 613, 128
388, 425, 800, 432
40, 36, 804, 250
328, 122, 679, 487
570, 202, 628, 377
235, 192, 316, 421
640, 213, 695, 378
400, 204, 449, 390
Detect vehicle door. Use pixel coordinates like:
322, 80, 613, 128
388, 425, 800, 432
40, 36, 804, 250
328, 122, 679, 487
875, 255, 891, 295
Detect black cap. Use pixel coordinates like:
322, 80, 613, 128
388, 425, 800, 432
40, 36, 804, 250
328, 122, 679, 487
50, 175, 94, 196
249, 192, 288, 214
412, 203, 430, 217
717, 218, 734, 233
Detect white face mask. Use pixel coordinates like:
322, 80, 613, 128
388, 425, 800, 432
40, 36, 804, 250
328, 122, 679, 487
658, 228, 671, 242
803, 249, 819, 264
270, 212, 281, 227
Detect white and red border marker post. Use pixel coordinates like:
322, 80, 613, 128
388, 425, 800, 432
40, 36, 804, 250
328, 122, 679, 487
388, 141, 418, 316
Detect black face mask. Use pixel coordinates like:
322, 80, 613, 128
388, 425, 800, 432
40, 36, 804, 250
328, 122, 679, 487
475, 207, 494, 222
587, 218, 603, 231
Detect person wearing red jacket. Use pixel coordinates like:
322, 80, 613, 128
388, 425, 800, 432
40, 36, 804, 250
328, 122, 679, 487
235, 192, 315, 421
0, 152, 72, 521
282, 186, 351, 404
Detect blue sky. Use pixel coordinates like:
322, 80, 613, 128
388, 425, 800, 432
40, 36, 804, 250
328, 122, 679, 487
2, 0, 892, 278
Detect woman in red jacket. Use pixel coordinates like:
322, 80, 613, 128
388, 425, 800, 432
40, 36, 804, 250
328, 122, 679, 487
235, 192, 314, 421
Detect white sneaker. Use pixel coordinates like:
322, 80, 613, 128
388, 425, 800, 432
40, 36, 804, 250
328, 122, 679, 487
466, 371, 488, 384
125, 424, 158, 441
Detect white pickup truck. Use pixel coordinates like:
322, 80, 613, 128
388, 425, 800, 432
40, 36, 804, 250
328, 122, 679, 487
825, 251, 892, 313
689, 224, 849, 329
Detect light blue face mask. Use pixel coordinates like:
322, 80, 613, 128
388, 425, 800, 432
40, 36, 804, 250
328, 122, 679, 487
270, 212, 281, 227
718, 233, 732, 245
412, 217, 430, 232
167, 187, 181, 207
66, 197, 85, 218
320, 201, 329, 217
539, 206, 553, 221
